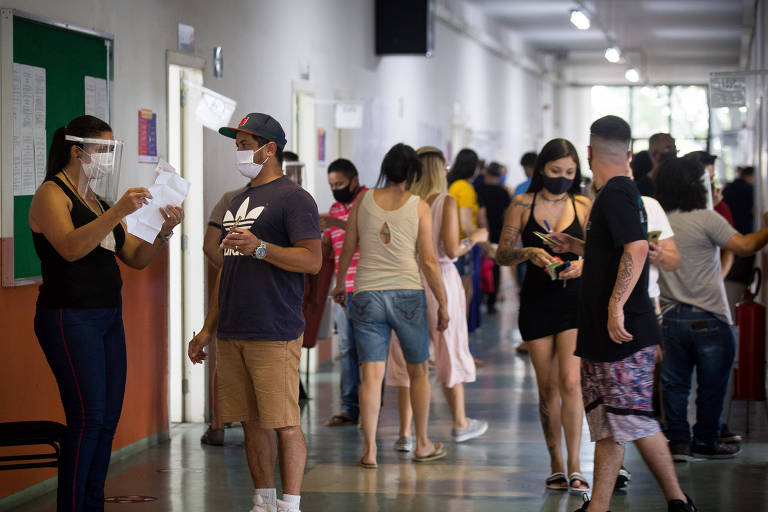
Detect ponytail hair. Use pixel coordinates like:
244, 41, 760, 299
376, 143, 422, 189
46, 115, 112, 180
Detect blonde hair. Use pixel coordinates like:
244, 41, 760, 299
411, 152, 447, 200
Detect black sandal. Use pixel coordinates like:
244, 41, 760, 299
200, 427, 224, 446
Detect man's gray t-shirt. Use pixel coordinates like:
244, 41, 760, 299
208, 184, 250, 228
659, 209, 737, 324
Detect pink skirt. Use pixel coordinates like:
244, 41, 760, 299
386, 262, 476, 388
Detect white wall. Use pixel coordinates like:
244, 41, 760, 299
3, 0, 556, 216
4, 0, 179, 190
186, 0, 555, 212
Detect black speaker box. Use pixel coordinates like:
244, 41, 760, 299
375, 0, 433, 56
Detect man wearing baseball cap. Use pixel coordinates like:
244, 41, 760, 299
189, 113, 322, 512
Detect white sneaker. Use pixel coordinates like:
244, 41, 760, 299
394, 435, 413, 452
451, 418, 488, 443
250, 495, 277, 512
276, 498, 300, 512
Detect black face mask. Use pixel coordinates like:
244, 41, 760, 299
541, 175, 573, 195
333, 184, 356, 204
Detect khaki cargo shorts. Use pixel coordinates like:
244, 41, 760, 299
216, 336, 302, 429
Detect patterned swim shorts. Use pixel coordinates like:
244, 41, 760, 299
581, 345, 660, 444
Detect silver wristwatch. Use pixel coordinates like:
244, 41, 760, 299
252, 240, 267, 260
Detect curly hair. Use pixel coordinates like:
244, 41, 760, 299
655, 156, 707, 212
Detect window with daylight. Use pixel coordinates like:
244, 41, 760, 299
590, 85, 710, 156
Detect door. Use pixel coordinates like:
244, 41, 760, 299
168, 62, 206, 423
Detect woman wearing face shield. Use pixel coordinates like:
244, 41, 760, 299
28, 115, 183, 511
495, 138, 592, 493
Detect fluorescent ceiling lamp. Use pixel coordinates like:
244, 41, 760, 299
570, 9, 591, 30
604, 46, 621, 63
625, 68, 640, 82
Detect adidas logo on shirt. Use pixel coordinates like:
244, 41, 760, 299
223, 197, 264, 257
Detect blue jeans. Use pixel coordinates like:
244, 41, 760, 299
34, 306, 127, 512
661, 304, 735, 445
336, 295, 359, 422
351, 290, 429, 364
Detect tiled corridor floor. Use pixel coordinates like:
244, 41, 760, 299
11, 285, 768, 511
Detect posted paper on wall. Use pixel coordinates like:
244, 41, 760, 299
125, 160, 190, 243
85, 76, 108, 122
191, 82, 237, 132
12, 63, 46, 196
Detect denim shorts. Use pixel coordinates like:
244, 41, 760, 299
350, 289, 429, 364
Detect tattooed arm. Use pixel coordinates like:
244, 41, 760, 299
497, 195, 559, 267
607, 240, 649, 344
496, 195, 530, 266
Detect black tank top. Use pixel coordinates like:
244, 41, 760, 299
520, 193, 583, 296
33, 176, 126, 308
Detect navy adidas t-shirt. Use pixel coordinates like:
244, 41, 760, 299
217, 176, 320, 341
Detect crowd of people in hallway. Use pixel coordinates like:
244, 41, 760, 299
32, 109, 764, 512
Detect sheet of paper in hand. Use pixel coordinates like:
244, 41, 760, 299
125, 160, 190, 243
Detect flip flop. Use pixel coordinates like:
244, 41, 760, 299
568, 472, 590, 494
324, 414, 357, 427
358, 457, 378, 469
545, 471, 568, 490
412, 442, 447, 463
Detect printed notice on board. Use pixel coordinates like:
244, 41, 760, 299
12, 63, 46, 196
84, 76, 108, 121
138, 109, 158, 164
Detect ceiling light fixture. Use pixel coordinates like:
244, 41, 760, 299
604, 46, 621, 63
570, 9, 591, 30
625, 68, 640, 83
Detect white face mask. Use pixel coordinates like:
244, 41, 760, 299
81, 152, 114, 180
236, 144, 269, 179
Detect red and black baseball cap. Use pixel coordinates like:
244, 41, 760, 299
219, 113, 287, 150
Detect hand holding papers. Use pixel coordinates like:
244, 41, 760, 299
126, 160, 190, 243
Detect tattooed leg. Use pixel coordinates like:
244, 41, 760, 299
529, 336, 564, 474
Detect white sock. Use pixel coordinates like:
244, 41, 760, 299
280, 494, 301, 509
255, 488, 277, 506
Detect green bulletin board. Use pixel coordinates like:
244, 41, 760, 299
0, 11, 113, 285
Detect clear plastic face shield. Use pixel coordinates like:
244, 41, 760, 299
65, 135, 124, 204
283, 160, 305, 187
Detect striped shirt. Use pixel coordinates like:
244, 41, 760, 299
327, 186, 367, 293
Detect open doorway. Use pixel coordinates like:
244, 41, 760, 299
167, 53, 206, 423
292, 89, 317, 199
291, 88, 323, 382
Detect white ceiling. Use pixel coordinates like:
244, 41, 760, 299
464, 0, 745, 70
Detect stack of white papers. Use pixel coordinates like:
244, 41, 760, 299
126, 160, 190, 243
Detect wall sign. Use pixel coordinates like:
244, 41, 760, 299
138, 108, 158, 164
